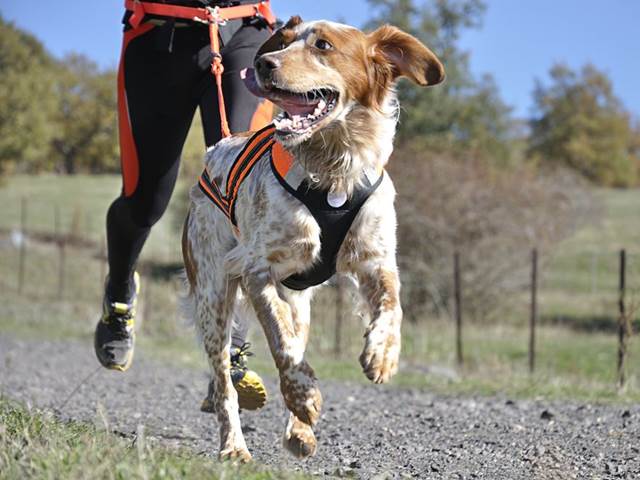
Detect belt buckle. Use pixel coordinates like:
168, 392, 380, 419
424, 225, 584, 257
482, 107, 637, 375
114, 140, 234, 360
199, 6, 227, 26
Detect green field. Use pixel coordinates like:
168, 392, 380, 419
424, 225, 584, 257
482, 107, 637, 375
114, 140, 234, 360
1, 175, 640, 404
539, 188, 640, 326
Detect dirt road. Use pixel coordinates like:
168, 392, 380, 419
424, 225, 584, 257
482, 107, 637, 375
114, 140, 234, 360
1, 336, 638, 479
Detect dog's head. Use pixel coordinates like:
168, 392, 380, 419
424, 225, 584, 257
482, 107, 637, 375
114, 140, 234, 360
243, 17, 445, 146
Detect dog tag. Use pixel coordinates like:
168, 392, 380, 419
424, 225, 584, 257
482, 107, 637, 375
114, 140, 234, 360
327, 187, 347, 208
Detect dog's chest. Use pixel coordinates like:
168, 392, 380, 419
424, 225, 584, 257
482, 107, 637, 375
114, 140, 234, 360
200, 125, 384, 289
270, 155, 383, 290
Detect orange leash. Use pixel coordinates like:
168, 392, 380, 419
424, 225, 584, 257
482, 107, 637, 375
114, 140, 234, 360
124, 0, 276, 138
207, 19, 231, 137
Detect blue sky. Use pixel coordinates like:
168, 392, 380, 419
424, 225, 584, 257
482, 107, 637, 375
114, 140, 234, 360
2, 0, 638, 118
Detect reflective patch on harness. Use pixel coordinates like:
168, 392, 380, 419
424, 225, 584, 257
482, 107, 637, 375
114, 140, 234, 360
283, 163, 306, 191
327, 187, 347, 208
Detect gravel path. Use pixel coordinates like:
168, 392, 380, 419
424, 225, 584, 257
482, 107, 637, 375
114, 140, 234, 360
1, 336, 639, 479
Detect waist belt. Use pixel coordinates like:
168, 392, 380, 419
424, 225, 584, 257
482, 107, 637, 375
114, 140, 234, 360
124, 0, 275, 29
124, 0, 275, 138
198, 125, 384, 290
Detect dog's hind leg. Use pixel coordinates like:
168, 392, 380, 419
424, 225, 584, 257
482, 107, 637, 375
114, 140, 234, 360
242, 264, 322, 429
279, 288, 318, 458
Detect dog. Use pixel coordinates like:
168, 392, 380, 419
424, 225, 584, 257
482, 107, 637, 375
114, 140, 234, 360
182, 16, 444, 461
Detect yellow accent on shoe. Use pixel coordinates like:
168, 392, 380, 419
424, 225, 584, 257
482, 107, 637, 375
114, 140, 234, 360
235, 370, 267, 410
112, 302, 130, 315
200, 370, 267, 412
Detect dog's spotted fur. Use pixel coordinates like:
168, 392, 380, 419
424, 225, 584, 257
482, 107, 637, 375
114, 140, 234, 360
182, 18, 444, 461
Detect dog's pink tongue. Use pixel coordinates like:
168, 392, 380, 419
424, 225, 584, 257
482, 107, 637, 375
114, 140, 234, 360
241, 68, 265, 98
241, 67, 318, 116
277, 99, 317, 116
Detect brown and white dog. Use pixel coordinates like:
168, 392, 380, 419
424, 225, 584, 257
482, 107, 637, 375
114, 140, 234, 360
182, 16, 444, 461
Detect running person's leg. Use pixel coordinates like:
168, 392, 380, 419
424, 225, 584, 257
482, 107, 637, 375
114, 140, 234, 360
96, 20, 211, 371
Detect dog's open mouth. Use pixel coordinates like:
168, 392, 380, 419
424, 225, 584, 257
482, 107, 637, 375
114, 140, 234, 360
242, 68, 338, 135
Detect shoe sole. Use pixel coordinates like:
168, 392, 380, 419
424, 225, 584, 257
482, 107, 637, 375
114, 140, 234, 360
104, 346, 135, 372
201, 370, 268, 412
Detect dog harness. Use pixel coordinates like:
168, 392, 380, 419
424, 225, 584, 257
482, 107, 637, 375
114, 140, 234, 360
198, 124, 384, 290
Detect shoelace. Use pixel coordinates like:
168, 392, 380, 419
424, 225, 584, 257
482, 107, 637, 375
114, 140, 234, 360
231, 342, 254, 369
104, 304, 134, 340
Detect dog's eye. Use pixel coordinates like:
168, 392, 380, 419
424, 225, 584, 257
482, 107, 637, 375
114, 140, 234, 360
314, 39, 333, 51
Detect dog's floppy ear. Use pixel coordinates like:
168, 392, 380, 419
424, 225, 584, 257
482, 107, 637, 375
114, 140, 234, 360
368, 25, 445, 86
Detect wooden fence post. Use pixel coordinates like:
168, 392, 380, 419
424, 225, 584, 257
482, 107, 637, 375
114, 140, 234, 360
617, 249, 628, 389
529, 248, 538, 373
55, 205, 66, 298
58, 241, 66, 298
18, 197, 27, 294
334, 276, 344, 356
454, 251, 463, 366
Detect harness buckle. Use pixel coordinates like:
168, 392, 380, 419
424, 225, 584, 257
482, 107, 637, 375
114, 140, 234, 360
206, 6, 228, 25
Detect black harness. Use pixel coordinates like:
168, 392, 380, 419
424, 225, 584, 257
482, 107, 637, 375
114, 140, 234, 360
199, 125, 384, 290
271, 158, 383, 290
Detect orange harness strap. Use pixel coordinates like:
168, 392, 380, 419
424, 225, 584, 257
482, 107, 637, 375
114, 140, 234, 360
124, 0, 276, 138
199, 124, 294, 229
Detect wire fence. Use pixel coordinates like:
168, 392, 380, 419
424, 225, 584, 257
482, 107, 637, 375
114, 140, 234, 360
1, 197, 639, 389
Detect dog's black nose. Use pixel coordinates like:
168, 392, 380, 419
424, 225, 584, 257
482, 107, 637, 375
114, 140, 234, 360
255, 55, 280, 81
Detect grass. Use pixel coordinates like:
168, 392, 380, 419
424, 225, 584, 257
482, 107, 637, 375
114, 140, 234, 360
0, 397, 304, 480
0, 174, 185, 260
1, 175, 640, 405
539, 187, 640, 324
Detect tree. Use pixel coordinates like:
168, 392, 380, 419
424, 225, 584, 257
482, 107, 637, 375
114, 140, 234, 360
0, 15, 57, 176
366, 0, 514, 165
529, 63, 639, 187
49, 54, 118, 174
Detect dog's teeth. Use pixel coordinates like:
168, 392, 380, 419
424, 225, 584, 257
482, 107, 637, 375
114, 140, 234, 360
317, 99, 326, 111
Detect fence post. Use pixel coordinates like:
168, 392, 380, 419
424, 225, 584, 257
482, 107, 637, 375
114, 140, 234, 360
454, 251, 463, 366
58, 241, 66, 298
55, 205, 66, 298
18, 197, 27, 294
529, 248, 538, 373
334, 276, 344, 356
617, 249, 628, 389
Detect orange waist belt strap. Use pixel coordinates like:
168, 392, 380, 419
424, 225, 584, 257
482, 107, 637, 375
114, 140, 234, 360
124, 0, 276, 138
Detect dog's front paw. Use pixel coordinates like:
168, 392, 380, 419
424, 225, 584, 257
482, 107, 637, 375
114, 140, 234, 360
283, 415, 317, 458
219, 446, 252, 463
360, 322, 401, 384
280, 361, 323, 426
